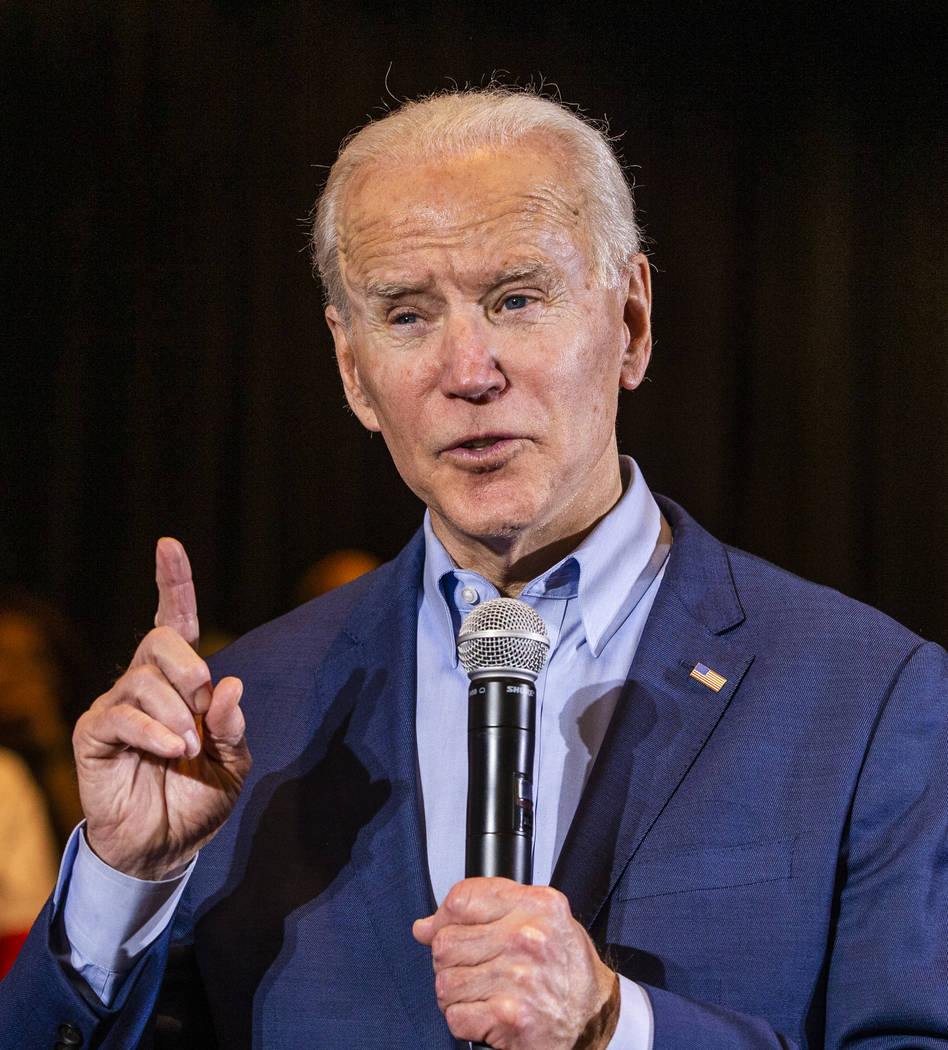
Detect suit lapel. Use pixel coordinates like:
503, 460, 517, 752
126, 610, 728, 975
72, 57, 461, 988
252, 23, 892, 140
325, 535, 452, 1045
553, 498, 755, 932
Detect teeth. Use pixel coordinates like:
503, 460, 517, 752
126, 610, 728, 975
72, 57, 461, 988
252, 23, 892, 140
463, 438, 496, 450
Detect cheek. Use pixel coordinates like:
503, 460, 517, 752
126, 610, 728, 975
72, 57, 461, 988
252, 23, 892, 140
540, 329, 624, 413
364, 370, 432, 457
358, 354, 421, 422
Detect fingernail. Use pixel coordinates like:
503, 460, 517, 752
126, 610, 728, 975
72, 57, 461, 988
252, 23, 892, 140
184, 730, 201, 758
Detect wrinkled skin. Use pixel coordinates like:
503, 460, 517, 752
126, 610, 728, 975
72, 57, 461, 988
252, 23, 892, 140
327, 141, 652, 596
73, 538, 251, 880
413, 878, 617, 1050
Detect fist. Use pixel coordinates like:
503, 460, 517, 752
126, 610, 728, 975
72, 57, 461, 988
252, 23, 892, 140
413, 878, 617, 1050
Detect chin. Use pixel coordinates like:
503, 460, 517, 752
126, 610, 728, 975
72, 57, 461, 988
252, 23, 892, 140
457, 515, 529, 542
444, 500, 549, 547
426, 475, 561, 548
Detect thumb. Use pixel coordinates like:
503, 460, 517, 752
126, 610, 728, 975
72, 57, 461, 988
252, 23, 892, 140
412, 912, 438, 945
202, 676, 246, 752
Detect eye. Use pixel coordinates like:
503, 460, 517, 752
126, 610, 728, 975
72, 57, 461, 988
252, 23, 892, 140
392, 311, 419, 326
501, 294, 530, 311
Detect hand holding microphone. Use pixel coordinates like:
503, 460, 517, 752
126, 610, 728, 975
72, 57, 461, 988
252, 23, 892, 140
413, 599, 619, 1050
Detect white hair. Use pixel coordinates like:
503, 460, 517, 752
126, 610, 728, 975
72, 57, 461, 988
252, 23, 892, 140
311, 86, 642, 315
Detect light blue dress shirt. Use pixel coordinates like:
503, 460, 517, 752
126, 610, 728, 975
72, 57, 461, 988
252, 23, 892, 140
63, 455, 669, 1048
417, 455, 669, 1047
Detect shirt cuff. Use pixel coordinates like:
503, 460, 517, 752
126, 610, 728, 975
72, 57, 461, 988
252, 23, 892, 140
607, 976, 654, 1050
61, 825, 196, 1004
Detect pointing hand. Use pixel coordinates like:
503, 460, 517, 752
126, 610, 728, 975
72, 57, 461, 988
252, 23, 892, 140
73, 538, 252, 879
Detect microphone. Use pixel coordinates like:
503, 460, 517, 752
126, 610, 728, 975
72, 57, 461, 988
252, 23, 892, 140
457, 598, 550, 885
457, 598, 550, 1050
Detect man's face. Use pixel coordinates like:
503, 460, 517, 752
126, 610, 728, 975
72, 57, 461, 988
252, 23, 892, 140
326, 142, 652, 572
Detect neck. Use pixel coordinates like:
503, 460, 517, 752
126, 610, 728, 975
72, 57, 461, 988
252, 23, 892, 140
432, 487, 624, 597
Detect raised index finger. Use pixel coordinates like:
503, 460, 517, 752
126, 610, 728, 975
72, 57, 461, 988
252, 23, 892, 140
154, 536, 200, 646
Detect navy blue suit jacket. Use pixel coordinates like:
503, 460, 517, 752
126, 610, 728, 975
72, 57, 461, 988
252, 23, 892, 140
3, 497, 947, 1049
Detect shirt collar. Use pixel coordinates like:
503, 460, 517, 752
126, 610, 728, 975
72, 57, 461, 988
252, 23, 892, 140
421, 456, 671, 662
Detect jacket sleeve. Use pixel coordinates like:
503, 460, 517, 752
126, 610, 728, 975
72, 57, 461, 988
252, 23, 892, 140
0, 895, 175, 1050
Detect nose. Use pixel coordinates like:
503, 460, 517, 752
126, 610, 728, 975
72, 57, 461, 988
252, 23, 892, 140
438, 311, 507, 402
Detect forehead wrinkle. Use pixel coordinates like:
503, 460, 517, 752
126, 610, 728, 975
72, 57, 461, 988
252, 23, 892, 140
338, 174, 589, 291
342, 227, 586, 306
361, 257, 565, 308
344, 197, 566, 256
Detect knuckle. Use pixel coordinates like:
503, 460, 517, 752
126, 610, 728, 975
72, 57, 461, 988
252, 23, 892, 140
433, 967, 453, 1000
87, 689, 111, 711
496, 994, 531, 1034
535, 883, 566, 911
532, 884, 573, 928
71, 711, 91, 747
443, 881, 471, 918
186, 661, 211, 691
550, 888, 572, 920
125, 662, 162, 692
512, 920, 550, 955
149, 623, 179, 647
442, 1002, 467, 1036
508, 960, 531, 988
430, 926, 453, 964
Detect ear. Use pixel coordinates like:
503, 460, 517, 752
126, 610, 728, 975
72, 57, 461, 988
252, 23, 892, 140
325, 305, 381, 433
619, 254, 653, 391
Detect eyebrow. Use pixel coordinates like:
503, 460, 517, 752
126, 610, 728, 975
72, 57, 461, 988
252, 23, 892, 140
487, 261, 560, 287
363, 279, 435, 302
364, 262, 560, 301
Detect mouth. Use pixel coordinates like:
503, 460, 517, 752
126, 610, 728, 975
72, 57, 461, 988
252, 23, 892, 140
442, 434, 520, 463
459, 437, 502, 450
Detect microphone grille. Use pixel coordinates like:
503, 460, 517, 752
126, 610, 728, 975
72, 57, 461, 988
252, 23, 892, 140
457, 597, 550, 679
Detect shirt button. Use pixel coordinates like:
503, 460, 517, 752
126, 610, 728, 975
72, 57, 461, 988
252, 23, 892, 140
461, 586, 479, 605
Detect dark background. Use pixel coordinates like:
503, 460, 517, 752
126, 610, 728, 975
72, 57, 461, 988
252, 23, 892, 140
2, 0, 945, 684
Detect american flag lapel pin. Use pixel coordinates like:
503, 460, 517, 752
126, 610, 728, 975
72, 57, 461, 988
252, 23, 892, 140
690, 662, 727, 692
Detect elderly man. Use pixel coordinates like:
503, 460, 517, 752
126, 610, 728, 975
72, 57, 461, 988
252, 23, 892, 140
2, 87, 946, 1050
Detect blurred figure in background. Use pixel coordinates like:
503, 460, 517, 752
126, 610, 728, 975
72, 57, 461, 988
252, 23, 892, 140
0, 593, 87, 847
0, 745, 58, 978
195, 549, 381, 659
295, 548, 381, 604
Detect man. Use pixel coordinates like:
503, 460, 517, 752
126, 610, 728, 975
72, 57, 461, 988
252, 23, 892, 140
2, 87, 946, 1049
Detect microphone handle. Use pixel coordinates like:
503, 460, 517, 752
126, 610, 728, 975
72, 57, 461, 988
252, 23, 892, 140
465, 675, 536, 882
466, 675, 536, 1050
